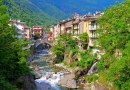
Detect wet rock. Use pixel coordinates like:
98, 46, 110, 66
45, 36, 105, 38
55, 72, 57, 74
29, 66, 34, 70
46, 74, 52, 80
50, 72, 55, 76
34, 72, 42, 79
53, 76, 57, 80
58, 74, 77, 89
35, 81, 55, 90
16, 74, 36, 90
35, 67, 40, 71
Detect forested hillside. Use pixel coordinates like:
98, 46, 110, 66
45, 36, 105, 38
30, 0, 123, 16
3, 0, 58, 28
29, 0, 67, 20
3, 0, 123, 29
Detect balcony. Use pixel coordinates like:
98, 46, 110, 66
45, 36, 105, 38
89, 30, 97, 38
89, 24, 99, 31
89, 34, 97, 38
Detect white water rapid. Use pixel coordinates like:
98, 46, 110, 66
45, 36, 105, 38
32, 49, 68, 90
87, 62, 98, 75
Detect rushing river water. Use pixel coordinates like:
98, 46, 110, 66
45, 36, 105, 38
31, 49, 69, 90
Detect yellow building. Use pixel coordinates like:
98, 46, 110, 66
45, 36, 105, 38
82, 12, 102, 48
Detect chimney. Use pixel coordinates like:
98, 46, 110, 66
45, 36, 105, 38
74, 12, 77, 19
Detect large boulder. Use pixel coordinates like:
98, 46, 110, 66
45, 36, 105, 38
58, 74, 77, 89
34, 72, 42, 79
16, 74, 36, 90
35, 81, 55, 90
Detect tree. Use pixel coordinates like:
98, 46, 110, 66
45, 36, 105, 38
79, 32, 89, 42
96, 0, 130, 89
97, 0, 130, 53
0, 0, 30, 89
33, 32, 42, 40
51, 41, 65, 63
51, 34, 78, 63
79, 32, 89, 49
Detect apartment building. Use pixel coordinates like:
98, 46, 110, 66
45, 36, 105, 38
50, 11, 103, 49
24, 26, 32, 40
10, 19, 31, 39
64, 19, 73, 34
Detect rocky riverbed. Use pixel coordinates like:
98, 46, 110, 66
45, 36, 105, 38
29, 49, 79, 90
29, 49, 109, 90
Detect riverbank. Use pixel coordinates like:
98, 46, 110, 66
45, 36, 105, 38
29, 49, 72, 90
53, 62, 109, 90
29, 48, 109, 90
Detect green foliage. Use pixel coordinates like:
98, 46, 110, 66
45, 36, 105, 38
58, 34, 78, 49
96, 0, 130, 89
86, 75, 98, 83
33, 33, 42, 40
67, 38, 77, 49
69, 63, 74, 68
29, 0, 67, 20
17, 78, 24, 85
107, 41, 130, 90
62, 60, 68, 66
79, 32, 89, 42
0, 77, 18, 90
79, 32, 89, 49
0, 1, 30, 89
75, 71, 79, 80
52, 34, 79, 63
29, 0, 123, 16
97, 53, 115, 71
3, 0, 58, 28
52, 41, 65, 63
71, 46, 78, 56
97, 0, 130, 53
77, 50, 96, 68
52, 41, 64, 56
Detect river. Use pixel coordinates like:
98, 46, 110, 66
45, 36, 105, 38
31, 49, 70, 90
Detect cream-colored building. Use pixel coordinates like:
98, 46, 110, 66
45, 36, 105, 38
50, 11, 103, 50
64, 19, 73, 34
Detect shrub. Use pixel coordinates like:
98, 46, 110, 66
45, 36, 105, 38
86, 75, 98, 83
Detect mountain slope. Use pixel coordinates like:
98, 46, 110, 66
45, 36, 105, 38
3, 0, 58, 28
29, 0, 67, 20
3, 0, 123, 28
30, 0, 123, 16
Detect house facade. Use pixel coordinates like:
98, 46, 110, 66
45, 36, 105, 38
50, 24, 60, 39
50, 11, 103, 49
10, 19, 31, 39
64, 19, 73, 34
32, 26, 43, 36
24, 26, 32, 40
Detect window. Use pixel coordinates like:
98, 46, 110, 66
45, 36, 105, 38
91, 39, 95, 44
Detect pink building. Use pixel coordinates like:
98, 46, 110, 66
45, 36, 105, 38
32, 26, 43, 36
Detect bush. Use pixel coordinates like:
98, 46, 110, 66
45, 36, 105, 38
75, 71, 79, 80
69, 63, 74, 68
86, 75, 98, 83
62, 60, 68, 66
0, 77, 18, 90
77, 50, 95, 69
